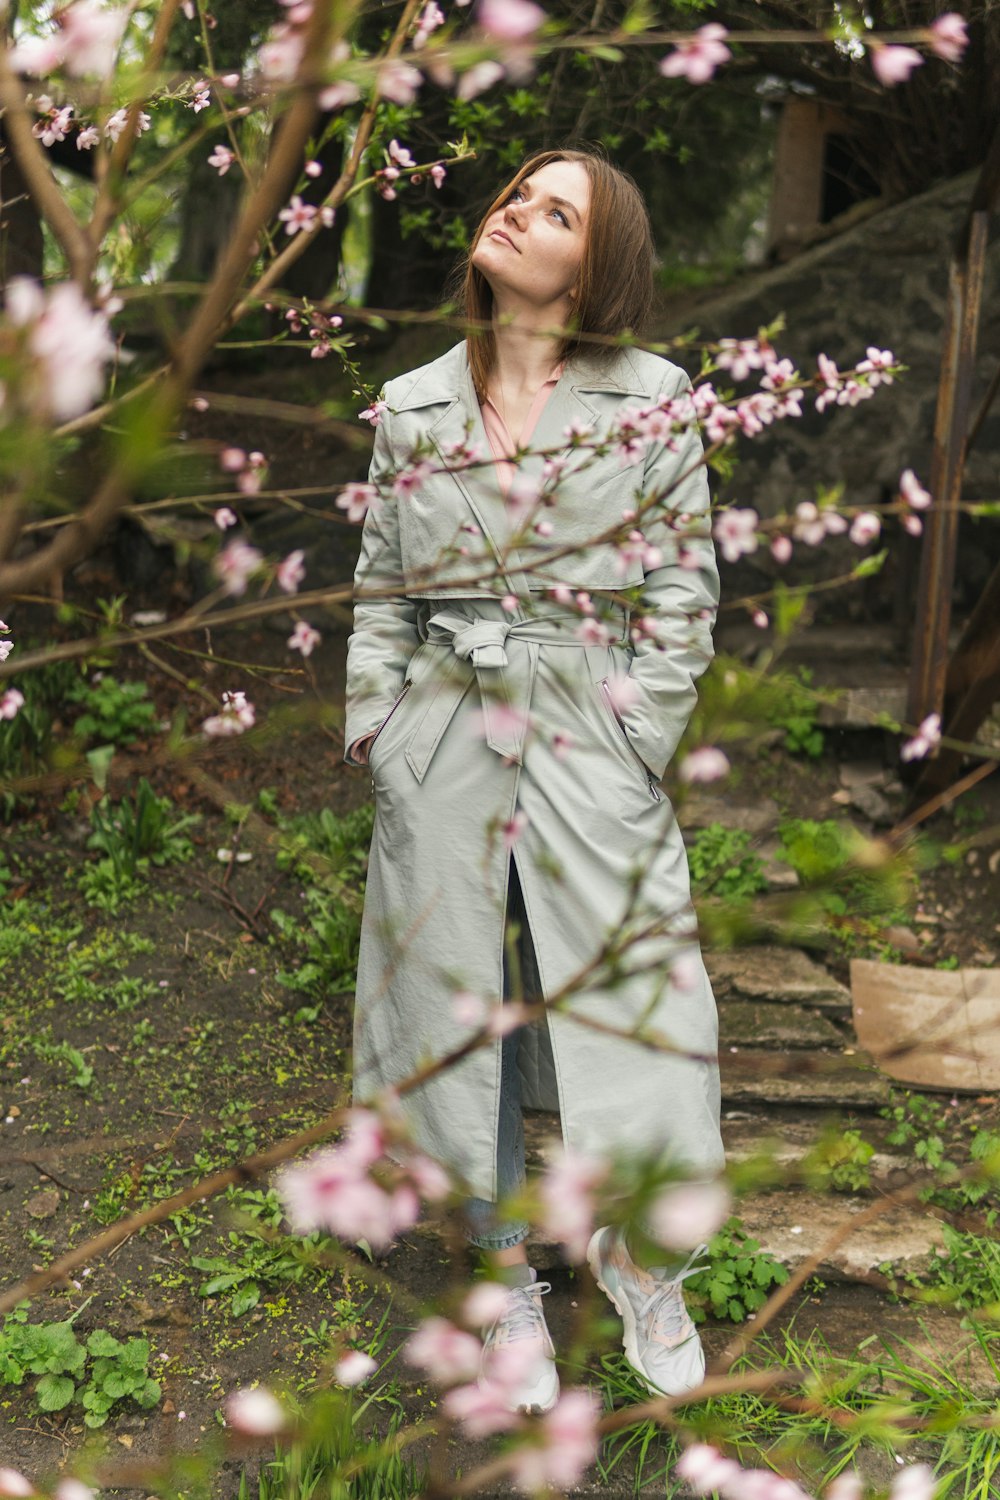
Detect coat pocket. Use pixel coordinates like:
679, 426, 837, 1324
368, 681, 412, 771
598, 678, 662, 801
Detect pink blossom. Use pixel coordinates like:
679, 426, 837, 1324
750, 607, 768, 629
824, 1477, 863, 1500
388, 138, 415, 168
408, 1152, 451, 1201
900, 712, 941, 763
337, 482, 376, 522
539, 1149, 607, 1261
871, 43, 924, 86
260, 26, 306, 82
359, 399, 388, 426
279, 195, 317, 234
457, 59, 506, 98
792, 501, 826, 547
214, 506, 238, 530
462, 1281, 511, 1326
659, 23, 731, 83
0, 1471, 34, 1498
603, 675, 640, 717
0, 689, 24, 722
191, 85, 211, 112
501, 811, 528, 850
318, 79, 362, 110
713, 507, 759, 564
849, 511, 881, 546
0, 641, 12, 663
6, 278, 116, 421
334, 1350, 378, 1386
104, 107, 151, 142
899, 469, 932, 509
277, 1138, 418, 1251
277, 549, 306, 593
670, 951, 702, 991
220, 446, 246, 472
815, 352, 841, 412
225, 1387, 286, 1435
510, 1388, 600, 1492
856, 346, 895, 387
477, 0, 544, 39
928, 12, 968, 61
442, 1378, 518, 1436
62, 1, 128, 78
304, 159, 322, 178
33, 106, 74, 147
648, 1179, 731, 1252
430, 162, 447, 188
716, 337, 768, 382
678, 746, 730, 783
576, 618, 612, 647
452, 989, 487, 1026
0, 621, 9, 632
889, 1464, 936, 1500
53, 1481, 96, 1500
9, 34, 66, 75
208, 144, 235, 175
288, 621, 321, 657
414, 0, 446, 45
76, 125, 100, 150
902, 513, 923, 537
394, 460, 434, 498
487, 1002, 530, 1036
552, 730, 573, 760
214, 539, 262, 596
377, 60, 422, 103
202, 690, 256, 737
404, 1317, 482, 1385
771, 535, 792, 564
674, 1444, 742, 1494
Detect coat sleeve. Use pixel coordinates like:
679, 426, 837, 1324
619, 366, 719, 781
343, 409, 421, 764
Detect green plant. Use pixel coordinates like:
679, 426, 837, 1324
0, 658, 82, 816
67, 674, 158, 748
29, 1035, 94, 1089
238, 1401, 422, 1500
688, 823, 768, 899
918, 1225, 1000, 1312
276, 803, 375, 888
0, 1306, 160, 1427
777, 817, 915, 925
79, 778, 199, 909
803, 1128, 875, 1193
272, 889, 365, 998
683, 1217, 789, 1323
192, 1225, 337, 1318
764, 666, 825, 758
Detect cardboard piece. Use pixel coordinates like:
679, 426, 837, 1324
850, 958, 1000, 1091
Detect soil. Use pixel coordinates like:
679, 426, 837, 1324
2, 368, 999, 1497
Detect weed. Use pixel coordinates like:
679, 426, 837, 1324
765, 667, 825, 758
67, 675, 158, 748
684, 1217, 789, 1324
777, 817, 915, 928
192, 1224, 337, 1318
0, 658, 81, 816
0, 1305, 160, 1427
238, 1400, 423, 1500
79, 778, 199, 910
29, 1035, 94, 1089
688, 823, 769, 899
802, 1127, 875, 1193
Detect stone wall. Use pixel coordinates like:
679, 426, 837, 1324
658, 170, 1000, 619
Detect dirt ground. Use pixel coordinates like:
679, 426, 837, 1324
2, 368, 999, 1495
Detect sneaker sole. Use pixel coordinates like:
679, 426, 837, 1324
586, 1227, 703, 1400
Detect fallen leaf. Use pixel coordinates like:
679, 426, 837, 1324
117, 1434, 134, 1449
7, 1104, 20, 1118
26, 1188, 60, 1219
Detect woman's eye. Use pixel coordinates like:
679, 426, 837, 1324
552, 209, 568, 226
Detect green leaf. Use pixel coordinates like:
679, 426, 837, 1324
102, 1372, 130, 1400
231, 1283, 260, 1318
121, 1338, 150, 1369
86, 1330, 121, 1358
136, 1378, 162, 1408
199, 1272, 245, 1297
36, 1373, 76, 1410
852, 548, 888, 579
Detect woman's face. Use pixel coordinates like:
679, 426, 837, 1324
471, 159, 591, 312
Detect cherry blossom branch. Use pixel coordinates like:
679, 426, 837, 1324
85, 0, 187, 258
0, 44, 90, 282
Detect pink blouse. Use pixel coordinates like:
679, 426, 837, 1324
480, 364, 564, 497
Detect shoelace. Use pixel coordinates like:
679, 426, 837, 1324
485, 1281, 553, 1350
636, 1245, 709, 1341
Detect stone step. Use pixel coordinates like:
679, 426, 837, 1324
737, 1189, 942, 1282
706, 946, 852, 1013
720, 1049, 889, 1108
720, 1112, 909, 1178
718, 1000, 845, 1049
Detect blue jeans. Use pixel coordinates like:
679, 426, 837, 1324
463, 859, 536, 1251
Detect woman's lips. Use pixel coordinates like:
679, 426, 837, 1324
489, 229, 518, 251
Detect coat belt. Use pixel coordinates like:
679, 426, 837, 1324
402, 609, 622, 783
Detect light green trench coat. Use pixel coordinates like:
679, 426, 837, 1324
345, 340, 725, 1203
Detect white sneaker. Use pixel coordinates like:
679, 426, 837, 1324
587, 1226, 708, 1398
479, 1272, 560, 1415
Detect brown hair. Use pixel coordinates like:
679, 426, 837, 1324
461, 146, 654, 398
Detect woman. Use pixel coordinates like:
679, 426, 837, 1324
344, 147, 724, 1415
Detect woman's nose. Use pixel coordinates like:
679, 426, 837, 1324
503, 200, 525, 230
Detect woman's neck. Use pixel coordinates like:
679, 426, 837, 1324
489, 293, 571, 396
